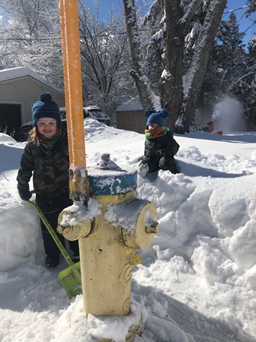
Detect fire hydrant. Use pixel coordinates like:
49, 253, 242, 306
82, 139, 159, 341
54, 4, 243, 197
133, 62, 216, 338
57, 154, 159, 316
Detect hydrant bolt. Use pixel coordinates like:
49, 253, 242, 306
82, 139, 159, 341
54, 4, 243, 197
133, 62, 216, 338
146, 223, 159, 234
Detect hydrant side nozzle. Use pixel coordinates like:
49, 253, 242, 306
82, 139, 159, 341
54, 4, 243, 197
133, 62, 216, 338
122, 202, 159, 250
57, 207, 93, 240
60, 219, 92, 240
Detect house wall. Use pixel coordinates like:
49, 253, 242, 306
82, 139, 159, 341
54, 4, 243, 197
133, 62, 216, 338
116, 109, 175, 134
0, 76, 65, 124
116, 110, 145, 133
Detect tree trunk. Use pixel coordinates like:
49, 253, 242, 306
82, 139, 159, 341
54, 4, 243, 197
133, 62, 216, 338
122, 0, 153, 111
161, 0, 202, 131
161, 0, 184, 130
183, 0, 227, 131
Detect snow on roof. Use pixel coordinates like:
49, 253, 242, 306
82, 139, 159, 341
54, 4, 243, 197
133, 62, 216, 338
0, 67, 46, 83
0, 67, 64, 94
84, 105, 101, 110
115, 103, 143, 112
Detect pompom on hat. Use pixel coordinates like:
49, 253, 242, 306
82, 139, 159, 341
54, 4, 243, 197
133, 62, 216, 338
32, 92, 61, 127
145, 108, 170, 128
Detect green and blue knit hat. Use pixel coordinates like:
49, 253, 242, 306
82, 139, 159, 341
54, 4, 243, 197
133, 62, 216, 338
32, 92, 61, 127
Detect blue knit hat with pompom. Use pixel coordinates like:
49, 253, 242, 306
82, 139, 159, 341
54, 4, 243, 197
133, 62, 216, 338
145, 108, 170, 128
32, 92, 61, 127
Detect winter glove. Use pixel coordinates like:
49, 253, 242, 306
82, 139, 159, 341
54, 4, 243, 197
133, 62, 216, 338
17, 185, 32, 201
137, 163, 149, 178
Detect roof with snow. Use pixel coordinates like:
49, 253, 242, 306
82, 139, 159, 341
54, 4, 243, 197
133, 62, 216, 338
0, 67, 63, 94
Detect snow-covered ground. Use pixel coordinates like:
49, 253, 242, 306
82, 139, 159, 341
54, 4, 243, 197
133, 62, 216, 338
1, 119, 256, 342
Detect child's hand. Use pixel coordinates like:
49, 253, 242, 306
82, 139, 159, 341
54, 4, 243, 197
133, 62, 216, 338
137, 163, 149, 177
17, 185, 32, 201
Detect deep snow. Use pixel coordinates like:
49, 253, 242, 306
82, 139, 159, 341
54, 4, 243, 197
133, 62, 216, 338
0, 119, 256, 342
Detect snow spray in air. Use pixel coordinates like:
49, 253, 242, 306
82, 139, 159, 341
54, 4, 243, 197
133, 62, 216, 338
211, 97, 246, 133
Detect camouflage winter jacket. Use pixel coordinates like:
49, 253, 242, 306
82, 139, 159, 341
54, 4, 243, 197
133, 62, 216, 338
144, 130, 180, 159
17, 133, 69, 196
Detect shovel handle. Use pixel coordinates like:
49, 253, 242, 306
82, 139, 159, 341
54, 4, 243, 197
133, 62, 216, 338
26, 200, 74, 267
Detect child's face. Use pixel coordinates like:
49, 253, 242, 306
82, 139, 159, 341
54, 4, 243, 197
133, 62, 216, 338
148, 123, 159, 130
37, 118, 57, 138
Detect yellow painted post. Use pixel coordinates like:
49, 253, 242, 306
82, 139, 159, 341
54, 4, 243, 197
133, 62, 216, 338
59, 0, 88, 203
59, 0, 72, 165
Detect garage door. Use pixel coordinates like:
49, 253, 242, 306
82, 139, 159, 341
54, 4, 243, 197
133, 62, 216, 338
0, 103, 21, 139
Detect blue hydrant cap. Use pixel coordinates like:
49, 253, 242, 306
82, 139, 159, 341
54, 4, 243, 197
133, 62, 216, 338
88, 154, 137, 196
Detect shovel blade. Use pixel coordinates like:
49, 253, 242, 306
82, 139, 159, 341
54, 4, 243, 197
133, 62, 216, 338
58, 262, 82, 298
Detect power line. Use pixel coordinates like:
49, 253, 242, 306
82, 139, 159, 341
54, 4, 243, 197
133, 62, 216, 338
0, 37, 61, 41
223, 5, 249, 15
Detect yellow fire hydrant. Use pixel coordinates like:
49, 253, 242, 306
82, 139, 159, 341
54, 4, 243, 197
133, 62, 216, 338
57, 154, 159, 316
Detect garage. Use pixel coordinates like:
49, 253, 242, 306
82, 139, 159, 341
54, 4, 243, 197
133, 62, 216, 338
0, 67, 65, 139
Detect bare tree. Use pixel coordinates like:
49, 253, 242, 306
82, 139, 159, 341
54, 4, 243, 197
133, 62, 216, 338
123, 0, 227, 132
77, 1, 136, 120
0, 0, 135, 120
0, 0, 63, 87
122, 0, 154, 110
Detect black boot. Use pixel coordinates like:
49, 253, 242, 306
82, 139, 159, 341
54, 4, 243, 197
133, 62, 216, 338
45, 255, 59, 268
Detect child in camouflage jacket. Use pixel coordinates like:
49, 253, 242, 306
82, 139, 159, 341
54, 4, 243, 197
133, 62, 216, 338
17, 92, 79, 268
137, 109, 180, 177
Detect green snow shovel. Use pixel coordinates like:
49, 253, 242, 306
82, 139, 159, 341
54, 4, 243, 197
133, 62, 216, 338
27, 200, 82, 298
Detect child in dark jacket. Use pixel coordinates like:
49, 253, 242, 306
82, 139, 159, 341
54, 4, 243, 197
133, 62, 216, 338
17, 92, 79, 268
137, 109, 180, 177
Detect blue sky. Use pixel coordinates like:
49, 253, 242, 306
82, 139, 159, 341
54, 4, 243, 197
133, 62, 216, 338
223, 0, 256, 45
85, 0, 255, 46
